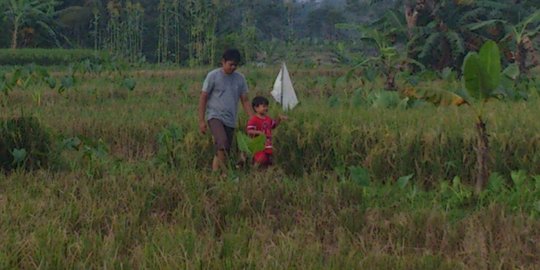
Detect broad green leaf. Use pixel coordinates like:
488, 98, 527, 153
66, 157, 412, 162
61, 76, 74, 89
397, 174, 414, 189
236, 132, 251, 154
452, 176, 462, 189
11, 148, 27, 165
534, 175, 540, 190
122, 77, 136, 91
10, 69, 22, 87
503, 64, 520, 80
487, 172, 506, 193
349, 166, 370, 187
44, 76, 56, 89
511, 170, 527, 188
463, 52, 485, 100
479, 40, 501, 90
236, 132, 266, 156
248, 134, 266, 154
62, 137, 82, 150
463, 41, 503, 101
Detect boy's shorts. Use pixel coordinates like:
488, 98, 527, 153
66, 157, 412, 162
208, 118, 234, 152
253, 151, 272, 167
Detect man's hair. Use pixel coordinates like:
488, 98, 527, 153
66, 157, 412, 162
222, 49, 241, 63
252, 96, 269, 109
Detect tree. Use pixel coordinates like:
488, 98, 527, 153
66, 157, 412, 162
4, 0, 59, 49
469, 10, 540, 74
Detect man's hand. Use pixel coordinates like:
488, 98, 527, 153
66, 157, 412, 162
199, 120, 207, 134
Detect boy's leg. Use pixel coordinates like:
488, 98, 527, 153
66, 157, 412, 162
253, 151, 270, 168
208, 119, 234, 172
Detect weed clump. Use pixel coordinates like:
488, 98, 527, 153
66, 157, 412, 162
0, 116, 52, 172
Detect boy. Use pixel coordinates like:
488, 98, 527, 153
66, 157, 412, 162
246, 96, 287, 167
198, 49, 253, 173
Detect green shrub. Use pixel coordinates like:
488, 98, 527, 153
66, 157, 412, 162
0, 117, 52, 171
0, 49, 109, 66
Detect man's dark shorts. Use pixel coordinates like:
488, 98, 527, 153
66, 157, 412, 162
208, 118, 234, 152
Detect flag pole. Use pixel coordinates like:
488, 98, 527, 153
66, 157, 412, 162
281, 62, 284, 109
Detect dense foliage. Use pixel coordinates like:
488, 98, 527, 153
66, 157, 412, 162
0, 48, 108, 65
0, 0, 538, 69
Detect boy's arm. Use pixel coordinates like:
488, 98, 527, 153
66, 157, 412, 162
273, 115, 288, 129
198, 92, 209, 134
240, 93, 254, 118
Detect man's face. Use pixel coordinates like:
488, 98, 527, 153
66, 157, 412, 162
222, 60, 238, 74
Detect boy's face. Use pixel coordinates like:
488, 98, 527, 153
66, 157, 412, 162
254, 104, 268, 116
221, 59, 238, 74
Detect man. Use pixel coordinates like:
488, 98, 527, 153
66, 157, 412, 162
198, 49, 253, 173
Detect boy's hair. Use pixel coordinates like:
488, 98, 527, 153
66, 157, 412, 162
222, 49, 241, 63
252, 96, 269, 109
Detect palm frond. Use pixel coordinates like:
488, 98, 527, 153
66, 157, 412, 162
418, 32, 442, 60
475, 1, 510, 10
446, 31, 465, 60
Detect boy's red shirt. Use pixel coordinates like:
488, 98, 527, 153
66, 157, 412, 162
246, 115, 276, 154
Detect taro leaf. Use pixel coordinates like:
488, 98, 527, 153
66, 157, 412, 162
487, 172, 506, 193
44, 76, 56, 89
349, 166, 370, 187
236, 132, 251, 154
236, 132, 266, 156
11, 148, 27, 165
59, 76, 74, 93
397, 174, 414, 189
534, 175, 540, 190
369, 91, 401, 109
10, 68, 22, 86
364, 68, 377, 82
0, 73, 12, 94
452, 176, 462, 189
328, 95, 339, 107
503, 64, 519, 80
511, 170, 527, 189
62, 137, 82, 150
122, 77, 137, 91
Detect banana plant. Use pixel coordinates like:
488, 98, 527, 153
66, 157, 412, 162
336, 23, 424, 90
4, 0, 60, 49
468, 10, 540, 74
461, 40, 501, 194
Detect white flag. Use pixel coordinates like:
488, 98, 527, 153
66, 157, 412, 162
271, 63, 298, 111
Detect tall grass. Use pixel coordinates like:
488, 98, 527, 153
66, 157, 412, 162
0, 168, 538, 268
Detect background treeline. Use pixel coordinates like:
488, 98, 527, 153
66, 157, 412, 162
0, 0, 539, 69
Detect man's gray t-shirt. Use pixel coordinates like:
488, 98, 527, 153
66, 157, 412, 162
202, 68, 248, 128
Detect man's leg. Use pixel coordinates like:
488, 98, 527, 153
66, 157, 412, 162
208, 119, 233, 172
212, 149, 227, 171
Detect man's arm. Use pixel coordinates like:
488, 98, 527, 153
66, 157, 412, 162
198, 92, 209, 134
240, 93, 254, 118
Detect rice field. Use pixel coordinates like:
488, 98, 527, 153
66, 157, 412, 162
0, 65, 539, 269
